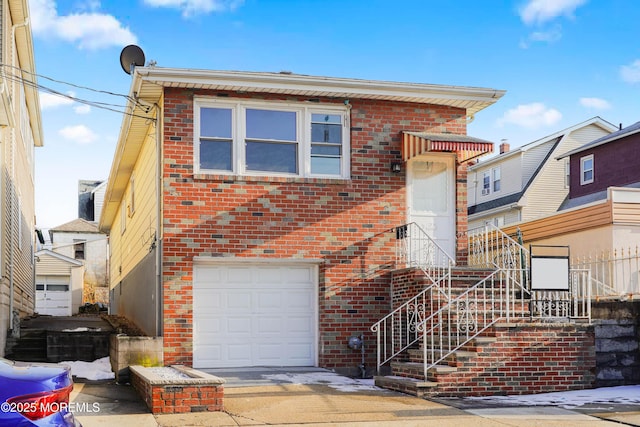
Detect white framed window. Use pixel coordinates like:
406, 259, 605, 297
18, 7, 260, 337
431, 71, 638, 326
565, 159, 570, 188
580, 155, 594, 185
194, 98, 350, 178
482, 171, 490, 195
492, 167, 501, 192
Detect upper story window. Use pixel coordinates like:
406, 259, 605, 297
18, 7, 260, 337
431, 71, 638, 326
482, 171, 490, 195
564, 159, 570, 188
481, 167, 501, 196
195, 98, 350, 179
580, 155, 594, 185
73, 239, 85, 260
492, 167, 501, 192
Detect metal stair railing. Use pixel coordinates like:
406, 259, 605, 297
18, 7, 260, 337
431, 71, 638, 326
468, 223, 529, 272
419, 267, 530, 376
371, 223, 454, 372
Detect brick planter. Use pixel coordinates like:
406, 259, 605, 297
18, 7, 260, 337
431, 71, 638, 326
130, 365, 225, 414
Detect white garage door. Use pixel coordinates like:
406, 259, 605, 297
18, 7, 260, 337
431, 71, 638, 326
193, 264, 317, 368
35, 276, 72, 316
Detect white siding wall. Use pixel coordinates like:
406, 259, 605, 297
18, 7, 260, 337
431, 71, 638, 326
93, 182, 106, 224
521, 140, 556, 187
522, 124, 613, 222
468, 155, 523, 206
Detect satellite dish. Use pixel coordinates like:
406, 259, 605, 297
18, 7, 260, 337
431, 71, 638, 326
120, 45, 146, 75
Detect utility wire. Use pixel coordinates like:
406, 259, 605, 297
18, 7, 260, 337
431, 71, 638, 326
0, 63, 155, 120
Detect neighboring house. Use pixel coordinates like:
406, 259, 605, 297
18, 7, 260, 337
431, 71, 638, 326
79, 180, 107, 223
467, 117, 617, 230
99, 67, 504, 371
48, 219, 108, 306
501, 120, 640, 296
34, 250, 84, 316
0, 1, 44, 356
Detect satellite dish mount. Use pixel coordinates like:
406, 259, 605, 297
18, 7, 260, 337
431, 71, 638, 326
120, 45, 146, 75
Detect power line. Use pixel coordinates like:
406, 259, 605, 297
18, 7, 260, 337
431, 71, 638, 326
0, 63, 156, 120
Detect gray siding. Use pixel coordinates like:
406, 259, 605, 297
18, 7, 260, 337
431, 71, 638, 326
111, 248, 159, 336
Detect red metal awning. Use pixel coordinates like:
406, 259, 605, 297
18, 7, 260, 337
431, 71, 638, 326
401, 131, 494, 163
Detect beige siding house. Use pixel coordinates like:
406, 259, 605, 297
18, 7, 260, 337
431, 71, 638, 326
467, 117, 617, 229
48, 219, 109, 306
0, 0, 43, 356
34, 250, 84, 316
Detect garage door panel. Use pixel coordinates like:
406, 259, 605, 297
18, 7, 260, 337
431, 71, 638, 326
193, 264, 316, 368
257, 292, 284, 310
287, 292, 313, 309
227, 267, 251, 283
287, 316, 313, 333
256, 316, 283, 333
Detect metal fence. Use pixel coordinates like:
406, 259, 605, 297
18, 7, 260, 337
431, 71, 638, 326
571, 247, 640, 298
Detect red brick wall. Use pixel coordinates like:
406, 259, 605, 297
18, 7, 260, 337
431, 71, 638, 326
431, 323, 596, 397
160, 88, 468, 368
131, 370, 224, 414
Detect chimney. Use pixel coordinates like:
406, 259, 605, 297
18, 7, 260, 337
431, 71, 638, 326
499, 139, 510, 154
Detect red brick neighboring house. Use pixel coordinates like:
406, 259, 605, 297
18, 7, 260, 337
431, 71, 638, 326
99, 68, 505, 374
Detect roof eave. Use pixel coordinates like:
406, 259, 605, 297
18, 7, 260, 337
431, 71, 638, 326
137, 67, 505, 116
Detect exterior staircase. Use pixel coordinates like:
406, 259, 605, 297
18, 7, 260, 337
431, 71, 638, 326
5, 329, 48, 362
374, 267, 529, 397
374, 265, 529, 397
371, 223, 594, 397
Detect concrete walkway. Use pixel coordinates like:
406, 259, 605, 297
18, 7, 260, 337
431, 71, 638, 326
70, 370, 640, 427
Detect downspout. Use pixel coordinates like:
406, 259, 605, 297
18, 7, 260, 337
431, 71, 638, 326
155, 102, 163, 336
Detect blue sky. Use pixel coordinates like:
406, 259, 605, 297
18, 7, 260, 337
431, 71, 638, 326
30, 0, 640, 228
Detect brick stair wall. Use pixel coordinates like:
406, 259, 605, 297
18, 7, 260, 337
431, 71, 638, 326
378, 267, 596, 397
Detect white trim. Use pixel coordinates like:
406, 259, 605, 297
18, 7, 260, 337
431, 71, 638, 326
194, 97, 350, 179
580, 154, 594, 185
193, 256, 324, 265
137, 68, 505, 116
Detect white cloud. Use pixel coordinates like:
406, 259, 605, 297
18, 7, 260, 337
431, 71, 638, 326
519, 25, 562, 48
620, 60, 640, 84
29, 0, 137, 50
496, 103, 562, 129
519, 0, 588, 25
39, 91, 75, 109
142, 0, 244, 17
39, 91, 92, 115
579, 97, 611, 110
58, 125, 98, 144
74, 104, 92, 114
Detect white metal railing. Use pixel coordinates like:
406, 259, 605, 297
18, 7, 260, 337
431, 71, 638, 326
572, 247, 640, 298
373, 222, 594, 377
395, 223, 455, 284
530, 269, 592, 320
419, 268, 530, 375
468, 223, 529, 272
371, 223, 454, 369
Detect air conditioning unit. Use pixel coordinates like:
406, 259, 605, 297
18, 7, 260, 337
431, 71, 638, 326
481, 188, 490, 195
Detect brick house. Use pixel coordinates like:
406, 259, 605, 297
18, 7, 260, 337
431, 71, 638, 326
99, 67, 505, 372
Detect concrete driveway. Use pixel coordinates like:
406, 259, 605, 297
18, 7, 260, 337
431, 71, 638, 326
71, 368, 640, 427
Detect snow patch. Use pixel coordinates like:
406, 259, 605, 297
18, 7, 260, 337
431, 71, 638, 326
466, 385, 640, 409
60, 356, 114, 380
262, 371, 383, 392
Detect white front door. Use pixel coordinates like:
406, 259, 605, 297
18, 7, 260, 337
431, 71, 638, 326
407, 154, 456, 259
193, 263, 317, 368
35, 277, 72, 316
